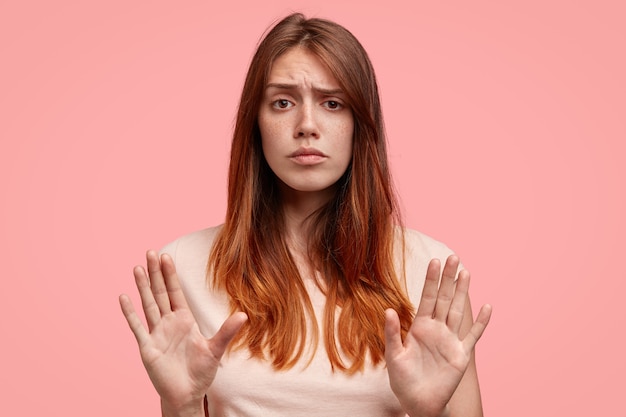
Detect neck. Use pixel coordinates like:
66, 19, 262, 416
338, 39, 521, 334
279, 183, 336, 251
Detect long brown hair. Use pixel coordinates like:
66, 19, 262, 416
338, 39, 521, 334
209, 13, 414, 373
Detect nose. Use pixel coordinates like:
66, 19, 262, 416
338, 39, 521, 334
294, 103, 319, 139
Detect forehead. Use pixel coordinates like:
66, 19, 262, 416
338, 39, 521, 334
267, 47, 340, 89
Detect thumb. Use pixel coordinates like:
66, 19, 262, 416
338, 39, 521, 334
384, 308, 404, 359
208, 312, 248, 360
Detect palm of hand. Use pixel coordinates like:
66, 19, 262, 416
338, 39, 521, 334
385, 256, 492, 417
139, 308, 219, 404
120, 251, 247, 411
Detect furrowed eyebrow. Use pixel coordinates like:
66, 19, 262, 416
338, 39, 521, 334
265, 83, 344, 96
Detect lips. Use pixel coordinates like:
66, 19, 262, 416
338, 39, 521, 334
289, 147, 327, 158
289, 147, 328, 165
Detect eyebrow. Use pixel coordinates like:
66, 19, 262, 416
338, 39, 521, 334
265, 83, 344, 95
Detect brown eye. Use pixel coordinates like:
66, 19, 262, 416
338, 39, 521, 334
325, 100, 342, 110
273, 99, 292, 109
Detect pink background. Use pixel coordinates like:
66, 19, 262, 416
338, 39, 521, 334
1, 1, 624, 415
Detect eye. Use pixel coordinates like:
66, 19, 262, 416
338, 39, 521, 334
324, 100, 342, 110
272, 99, 293, 109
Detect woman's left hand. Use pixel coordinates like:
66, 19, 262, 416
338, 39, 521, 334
384, 256, 492, 417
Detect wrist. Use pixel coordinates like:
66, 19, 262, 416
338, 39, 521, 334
160, 397, 205, 417
405, 403, 450, 417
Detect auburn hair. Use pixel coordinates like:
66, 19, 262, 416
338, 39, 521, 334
209, 13, 414, 373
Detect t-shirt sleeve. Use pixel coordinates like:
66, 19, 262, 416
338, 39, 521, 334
400, 228, 459, 307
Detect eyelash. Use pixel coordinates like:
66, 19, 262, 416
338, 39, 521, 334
273, 99, 293, 109
324, 100, 342, 110
271, 99, 344, 110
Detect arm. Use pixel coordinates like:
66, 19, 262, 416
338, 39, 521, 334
119, 250, 247, 417
385, 256, 492, 417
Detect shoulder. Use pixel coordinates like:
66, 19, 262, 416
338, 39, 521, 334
158, 225, 223, 280
159, 225, 223, 263
400, 227, 456, 262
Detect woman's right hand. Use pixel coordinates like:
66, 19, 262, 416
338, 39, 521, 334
119, 251, 247, 417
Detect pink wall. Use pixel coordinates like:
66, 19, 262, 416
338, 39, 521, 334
1, 1, 624, 415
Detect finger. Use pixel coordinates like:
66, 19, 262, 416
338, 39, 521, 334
119, 294, 149, 346
208, 312, 248, 360
433, 255, 460, 322
384, 309, 404, 358
134, 265, 161, 331
447, 270, 470, 334
146, 250, 172, 315
462, 304, 493, 352
415, 259, 441, 318
160, 253, 190, 311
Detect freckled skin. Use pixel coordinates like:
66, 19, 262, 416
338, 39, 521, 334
258, 47, 354, 204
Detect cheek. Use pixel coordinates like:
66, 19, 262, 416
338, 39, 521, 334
258, 112, 270, 141
259, 117, 289, 163
338, 119, 355, 156
258, 114, 276, 151
259, 112, 288, 142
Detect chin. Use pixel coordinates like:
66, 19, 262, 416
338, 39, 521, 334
280, 179, 339, 196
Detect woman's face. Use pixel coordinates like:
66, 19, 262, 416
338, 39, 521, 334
258, 47, 354, 200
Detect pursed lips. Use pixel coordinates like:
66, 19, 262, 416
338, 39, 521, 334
289, 147, 328, 165
289, 147, 327, 157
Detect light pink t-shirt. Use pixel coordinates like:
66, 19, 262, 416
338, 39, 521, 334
161, 226, 455, 417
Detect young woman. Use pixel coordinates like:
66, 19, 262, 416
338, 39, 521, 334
119, 13, 492, 417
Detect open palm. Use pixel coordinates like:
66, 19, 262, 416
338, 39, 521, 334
385, 256, 492, 417
119, 251, 247, 413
